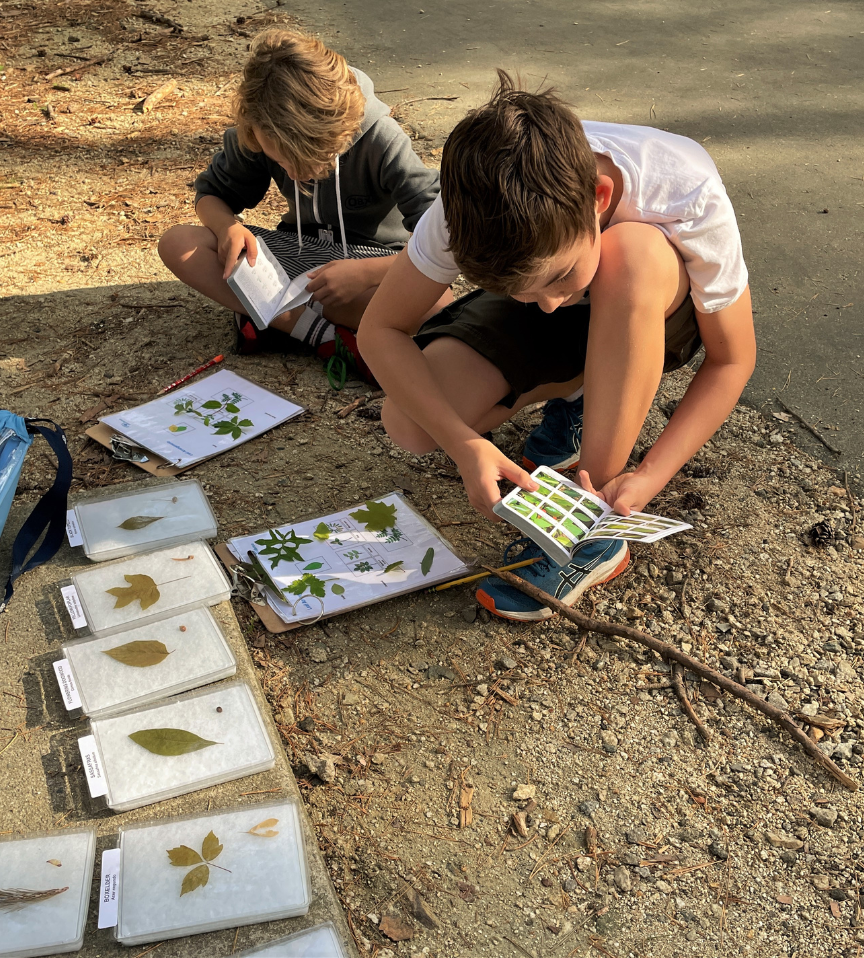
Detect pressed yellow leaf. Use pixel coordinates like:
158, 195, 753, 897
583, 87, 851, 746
180, 863, 209, 896
128, 727, 220, 756
102, 640, 171, 668
166, 845, 203, 867
46, 859, 62, 867
247, 817, 280, 837
201, 830, 223, 862
105, 574, 161, 610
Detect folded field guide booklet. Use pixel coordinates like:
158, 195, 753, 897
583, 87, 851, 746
227, 493, 469, 625
100, 370, 303, 470
227, 237, 313, 330
493, 466, 691, 566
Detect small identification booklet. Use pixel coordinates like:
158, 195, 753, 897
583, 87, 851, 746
493, 465, 691, 567
227, 493, 469, 625
100, 370, 304, 470
227, 237, 313, 330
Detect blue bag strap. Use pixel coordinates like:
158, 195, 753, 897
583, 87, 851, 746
0, 419, 73, 614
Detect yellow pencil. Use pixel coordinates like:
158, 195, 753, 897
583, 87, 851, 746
431, 556, 541, 592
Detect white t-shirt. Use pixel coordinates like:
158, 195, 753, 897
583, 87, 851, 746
407, 121, 748, 314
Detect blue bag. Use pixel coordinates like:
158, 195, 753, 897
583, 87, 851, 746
0, 411, 73, 613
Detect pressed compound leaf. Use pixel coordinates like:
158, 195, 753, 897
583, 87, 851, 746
383, 561, 404, 574
420, 548, 435, 576
180, 863, 210, 897
166, 845, 203, 867
349, 499, 398, 533
0, 887, 69, 911
105, 574, 160, 610
117, 515, 164, 531
201, 830, 223, 862
102, 639, 171, 668
128, 728, 220, 756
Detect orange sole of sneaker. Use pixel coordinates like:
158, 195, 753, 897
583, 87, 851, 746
475, 549, 630, 623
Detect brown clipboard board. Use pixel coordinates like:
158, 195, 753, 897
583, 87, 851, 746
84, 422, 232, 476
213, 541, 296, 634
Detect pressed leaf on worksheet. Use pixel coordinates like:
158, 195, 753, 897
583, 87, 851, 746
313, 522, 331, 541
105, 574, 160, 610
102, 639, 171, 668
420, 548, 435, 576
331, 583, 346, 599
383, 561, 404, 574
128, 727, 220, 756
349, 499, 398, 534
117, 516, 164, 531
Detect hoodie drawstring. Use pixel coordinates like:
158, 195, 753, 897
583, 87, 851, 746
293, 180, 303, 251
335, 155, 348, 259
293, 157, 347, 259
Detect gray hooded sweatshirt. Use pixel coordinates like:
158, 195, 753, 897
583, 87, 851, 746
194, 68, 439, 251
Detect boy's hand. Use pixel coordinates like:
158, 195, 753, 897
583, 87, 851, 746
453, 437, 538, 522
217, 223, 258, 279
305, 260, 373, 308
578, 468, 657, 516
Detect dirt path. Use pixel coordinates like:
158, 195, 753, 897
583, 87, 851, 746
2, 2, 864, 957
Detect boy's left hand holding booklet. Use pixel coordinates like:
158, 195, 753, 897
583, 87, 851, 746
227, 236, 314, 330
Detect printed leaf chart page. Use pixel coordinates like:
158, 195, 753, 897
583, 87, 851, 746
227, 237, 312, 330
227, 493, 469, 624
101, 370, 304, 469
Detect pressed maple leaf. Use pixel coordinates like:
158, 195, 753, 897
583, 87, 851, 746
284, 573, 326, 599
105, 574, 160, 610
349, 499, 398, 533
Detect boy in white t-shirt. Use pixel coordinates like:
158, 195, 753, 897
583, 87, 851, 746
356, 73, 756, 622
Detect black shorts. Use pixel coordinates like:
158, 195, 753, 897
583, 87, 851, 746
414, 289, 702, 408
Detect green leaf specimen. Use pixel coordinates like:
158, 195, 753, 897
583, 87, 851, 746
167, 830, 226, 897
420, 548, 434, 576
102, 639, 171, 668
105, 574, 160, 610
349, 499, 398, 534
284, 573, 326, 599
212, 416, 254, 440
331, 583, 346, 599
128, 727, 220, 756
313, 522, 331, 541
254, 527, 312, 568
303, 562, 323, 571
383, 561, 404, 574
117, 515, 164, 531
0, 887, 69, 911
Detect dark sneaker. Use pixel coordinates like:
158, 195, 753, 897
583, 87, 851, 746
476, 537, 629, 622
317, 326, 378, 390
234, 313, 296, 356
522, 395, 583, 471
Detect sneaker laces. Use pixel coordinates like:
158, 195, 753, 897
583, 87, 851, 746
502, 538, 552, 577
325, 332, 357, 391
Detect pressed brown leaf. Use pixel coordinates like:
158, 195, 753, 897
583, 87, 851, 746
180, 863, 210, 897
128, 727, 220, 756
166, 845, 203, 867
201, 830, 223, 862
46, 859, 62, 867
106, 574, 160, 610
102, 639, 171, 668
0, 887, 69, 911
118, 515, 164, 531
247, 818, 280, 838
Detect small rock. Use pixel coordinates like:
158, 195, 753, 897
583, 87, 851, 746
811, 874, 831, 891
305, 753, 336, 783
709, 841, 729, 860
829, 888, 850, 902
475, 684, 489, 697
765, 832, 804, 850
275, 706, 296, 726
426, 665, 456, 681
546, 824, 562, 842
660, 730, 678, 749
600, 730, 618, 754
620, 849, 641, 866
780, 850, 798, 865
496, 655, 518, 671
371, 752, 387, 765
656, 880, 672, 894
579, 800, 599, 817
309, 643, 328, 663
298, 716, 316, 732
576, 856, 593, 872
613, 865, 632, 892
461, 606, 478, 623
342, 692, 360, 706
766, 691, 789, 710
563, 878, 577, 893
810, 807, 838, 828
513, 783, 536, 801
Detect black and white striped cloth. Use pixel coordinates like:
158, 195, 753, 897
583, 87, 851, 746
246, 225, 394, 278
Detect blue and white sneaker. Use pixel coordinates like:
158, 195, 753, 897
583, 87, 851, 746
522, 395, 583, 471
476, 537, 629, 622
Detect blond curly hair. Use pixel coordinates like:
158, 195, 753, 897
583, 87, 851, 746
234, 28, 364, 181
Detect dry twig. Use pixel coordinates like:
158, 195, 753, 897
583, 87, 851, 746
671, 663, 710, 741
483, 566, 857, 791
776, 398, 841, 455
134, 79, 178, 114
44, 54, 111, 81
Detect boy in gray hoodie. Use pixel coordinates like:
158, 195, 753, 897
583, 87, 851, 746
159, 28, 448, 382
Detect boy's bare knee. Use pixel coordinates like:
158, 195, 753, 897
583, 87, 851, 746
381, 399, 438, 456
157, 225, 190, 269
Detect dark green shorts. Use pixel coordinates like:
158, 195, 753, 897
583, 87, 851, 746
415, 289, 702, 408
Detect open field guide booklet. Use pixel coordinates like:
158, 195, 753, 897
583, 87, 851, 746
227, 493, 470, 625
493, 466, 691, 566
100, 370, 304, 470
227, 237, 313, 330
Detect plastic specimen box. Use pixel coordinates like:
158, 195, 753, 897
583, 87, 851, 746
68, 540, 231, 637
74, 479, 217, 562
85, 681, 275, 811
236, 923, 348, 957
61, 608, 236, 719
115, 801, 310, 945
0, 826, 96, 958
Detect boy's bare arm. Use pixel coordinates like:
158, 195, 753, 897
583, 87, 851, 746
195, 194, 258, 277
585, 288, 756, 514
305, 255, 397, 308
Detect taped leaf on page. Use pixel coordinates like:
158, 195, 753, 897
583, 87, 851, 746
167, 845, 203, 867
180, 863, 210, 896
102, 639, 171, 668
383, 561, 404, 574
313, 522, 331, 540
118, 515, 164, 531
349, 499, 398, 533
331, 583, 346, 599
128, 727, 220, 756
421, 548, 434, 576
105, 573, 160, 610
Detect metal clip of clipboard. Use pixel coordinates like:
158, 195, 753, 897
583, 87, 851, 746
109, 434, 150, 463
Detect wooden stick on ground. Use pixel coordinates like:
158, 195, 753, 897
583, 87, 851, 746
671, 663, 710, 742
45, 54, 111, 81
483, 565, 857, 791
134, 79, 178, 115
777, 398, 842, 455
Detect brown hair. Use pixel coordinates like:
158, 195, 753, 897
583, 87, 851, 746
234, 28, 364, 182
440, 71, 598, 295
